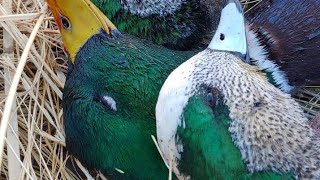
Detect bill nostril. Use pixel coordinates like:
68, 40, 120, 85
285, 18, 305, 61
220, 33, 225, 41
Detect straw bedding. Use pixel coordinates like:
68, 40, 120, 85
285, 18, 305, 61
0, 0, 319, 179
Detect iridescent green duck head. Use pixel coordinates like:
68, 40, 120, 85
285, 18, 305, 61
46, 0, 194, 179
92, 0, 224, 50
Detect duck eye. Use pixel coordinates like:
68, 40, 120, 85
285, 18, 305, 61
207, 92, 216, 107
206, 87, 220, 108
59, 14, 71, 30
220, 33, 225, 41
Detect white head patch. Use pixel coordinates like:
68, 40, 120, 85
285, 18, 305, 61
102, 95, 117, 111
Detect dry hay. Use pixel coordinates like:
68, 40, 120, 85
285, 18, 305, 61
0, 0, 84, 179
0, 0, 319, 179
295, 87, 320, 117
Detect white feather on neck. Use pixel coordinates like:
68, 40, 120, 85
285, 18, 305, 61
246, 28, 294, 93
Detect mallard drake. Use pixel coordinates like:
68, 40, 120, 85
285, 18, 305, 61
46, 0, 199, 179
93, 0, 320, 92
156, 0, 319, 178
91, 0, 223, 50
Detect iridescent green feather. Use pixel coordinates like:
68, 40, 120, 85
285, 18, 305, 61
177, 92, 295, 179
63, 32, 193, 179
91, 0, 217, 50
64, 31, 296, 178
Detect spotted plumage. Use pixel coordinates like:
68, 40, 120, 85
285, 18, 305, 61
157, 49, 320, 179
156, 0, 320, 178
120, 0, 184, 17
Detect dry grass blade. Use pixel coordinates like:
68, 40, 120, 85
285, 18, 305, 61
3, 0, 21, 179
0, 13, 40, 22
0, 3, 47, 170
0, 0, 319, 180
0, 0, 76, 179
295, 87, 320, 117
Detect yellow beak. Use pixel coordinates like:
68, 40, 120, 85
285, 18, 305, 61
46, 0, 117, 63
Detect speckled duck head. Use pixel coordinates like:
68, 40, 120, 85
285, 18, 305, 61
156, 0, 320, 178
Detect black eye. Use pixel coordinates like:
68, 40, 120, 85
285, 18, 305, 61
60, 14, 71, 30
206, 87, 221, 108
207, 93, 214, 105
220, 33, 225, 41
207, 92, 218, 108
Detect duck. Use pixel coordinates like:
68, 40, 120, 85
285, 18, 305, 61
91, 0, 223, 50
156, 0, 320, 179
92, 0, 320, 92
46, 0, 198, 179
245, 0, 320, 93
